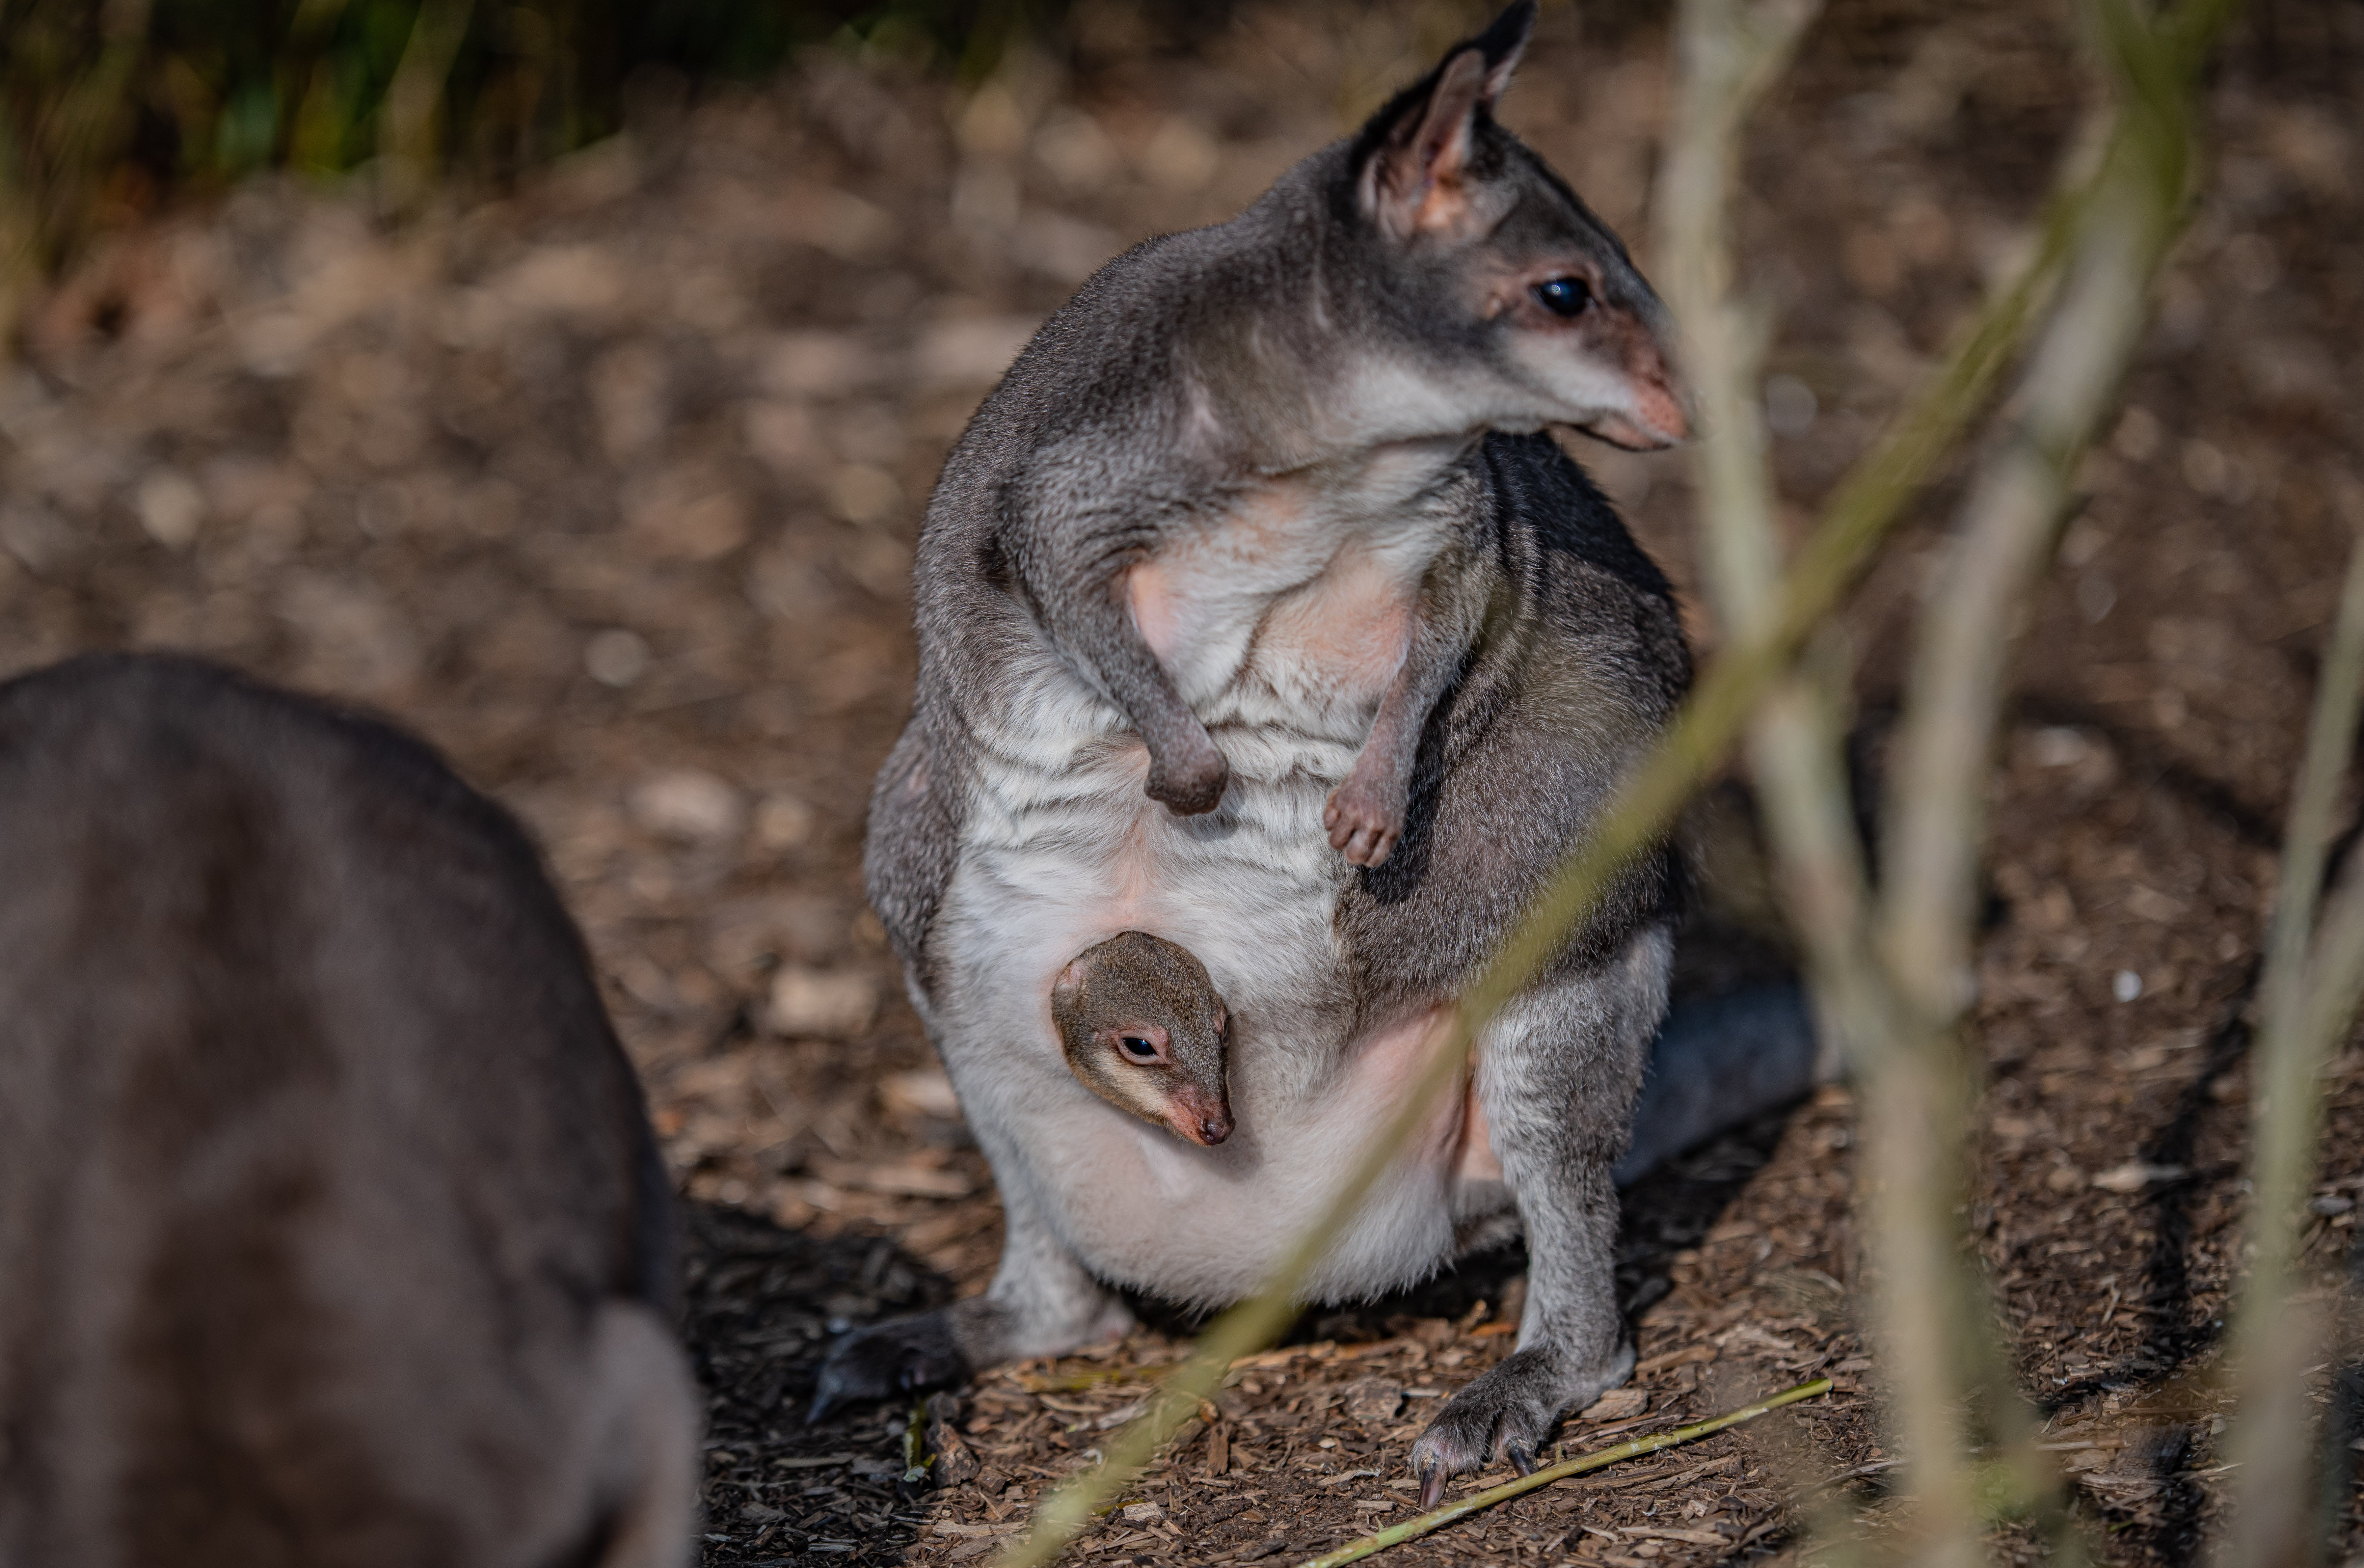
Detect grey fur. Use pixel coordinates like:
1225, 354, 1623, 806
0, 654, 697, 1568
838, 0, 1805, 1492
862, 0, 1684, 980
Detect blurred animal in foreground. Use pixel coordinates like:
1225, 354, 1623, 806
837, 0, 1821, 1502
0, 654, 697, 1568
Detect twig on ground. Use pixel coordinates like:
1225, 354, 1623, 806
903, 1400, 931, 1486
1289, 1380, 1834, 1568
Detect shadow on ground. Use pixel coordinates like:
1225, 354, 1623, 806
679, 1087, 1809, 1567
685, 1202, 954, 1565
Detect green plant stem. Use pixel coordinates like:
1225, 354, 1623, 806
378, 0, 477, 215
2291, 860, 2364, 1079
1656, 0, 1819, 650
1863, 0, 2233, 1552
903, 1400, 931, 1485
1660, 0, 2238, 1563
2247, 534, 2364, 1252
2222, 530, 2364, 1568
1292, 1380, 1834, 1568
1866, 91, 2186, 1568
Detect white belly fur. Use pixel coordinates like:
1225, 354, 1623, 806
931, 740, 1503, 1307
930, 460, 1509, 1306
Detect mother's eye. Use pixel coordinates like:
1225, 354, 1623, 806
1119, 1036, 1160, 1062
1533, 277, 1592, 318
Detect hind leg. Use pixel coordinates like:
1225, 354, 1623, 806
1410, 924, 1669, 1504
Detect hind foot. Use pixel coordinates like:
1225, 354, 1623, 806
810, 1307, 975, 1421
1408, 1340, 1635, 1507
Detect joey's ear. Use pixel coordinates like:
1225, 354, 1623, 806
1053, 960, 1085, 996
1357, 1, 1535, 241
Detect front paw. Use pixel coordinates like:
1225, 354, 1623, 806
1407, 1341, 1635, 1506
1323, 774, 1405, 867
1146, 744, 1228, 816
810, 1309, 970, 1421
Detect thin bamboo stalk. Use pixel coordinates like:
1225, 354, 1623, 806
377, 0, 477, 215
1867, 4, 2237, 1564
2220, 532, 2364, 1568
1662, 0, 2241, 1563
1291, 1380, 1835, 1568
1861, 7, 2233, 1556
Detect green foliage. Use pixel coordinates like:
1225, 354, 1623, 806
0, 0, 1060, 293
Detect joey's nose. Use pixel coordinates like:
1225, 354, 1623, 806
1173, 1094, 1233, 1146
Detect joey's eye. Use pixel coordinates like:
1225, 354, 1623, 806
1119, 1036, 1160, 1062
1533, 277, 1592, 318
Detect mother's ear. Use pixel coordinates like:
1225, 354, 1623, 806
1355, 0, 1537, 241
1472, 0, 1539, 96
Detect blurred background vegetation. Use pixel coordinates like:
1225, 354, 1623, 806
0, 0, 1163, 320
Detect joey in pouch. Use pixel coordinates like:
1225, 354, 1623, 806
1052, 930, 1233, 1148
0, 654, 698, 1568
839, 2, 1739, 1502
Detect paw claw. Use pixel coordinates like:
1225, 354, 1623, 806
1417, 1465, 1447, 1511
1410, 1344, 1623, 1502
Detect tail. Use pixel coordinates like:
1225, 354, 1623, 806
557, 1304, 703, 1568
1615, 981, 1827, 1186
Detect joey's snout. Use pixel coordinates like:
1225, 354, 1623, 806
1167, 1086, 1234, 1147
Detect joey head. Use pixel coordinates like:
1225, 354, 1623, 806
839, 0, 1818, 1509
1051, 931, 1233, 1148
0, 654, 697, 1568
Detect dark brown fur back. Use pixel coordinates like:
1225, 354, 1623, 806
0, 654, 692, 1568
